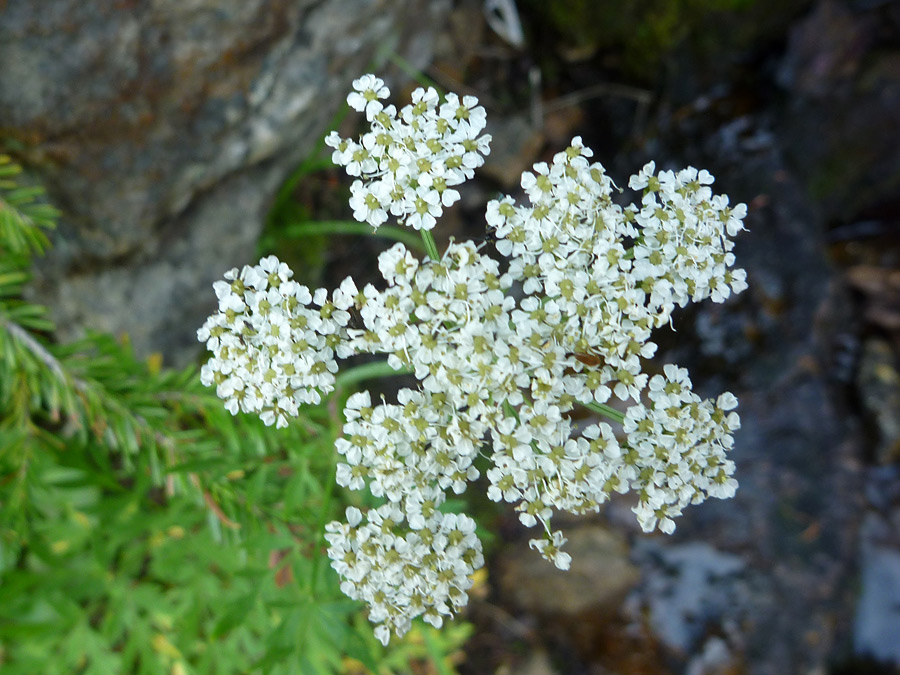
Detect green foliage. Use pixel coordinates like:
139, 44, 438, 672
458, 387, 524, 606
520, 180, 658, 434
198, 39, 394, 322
0, 155, 56, 257
0, 158, 469, 672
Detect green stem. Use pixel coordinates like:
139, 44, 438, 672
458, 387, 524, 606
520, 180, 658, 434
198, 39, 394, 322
420, 229, 441, 262
334, 360, 412, 393
584, 400, 626, 424
280, 220, 425, 253
502, 401, 520, 423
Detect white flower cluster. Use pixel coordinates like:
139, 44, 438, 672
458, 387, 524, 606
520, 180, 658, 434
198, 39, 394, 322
197, 256, 353, 427
325, 74, 491, 231
623, 366, 740, 534
199, 75, 748, 645
325, 504, 482, 646
486, 138, 748, 380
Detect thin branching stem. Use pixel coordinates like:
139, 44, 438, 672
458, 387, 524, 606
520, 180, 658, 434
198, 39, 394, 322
281, 220, 426, 253
584, 400, 626, 424
334, 359, 410, 393
421, 229, 441, 261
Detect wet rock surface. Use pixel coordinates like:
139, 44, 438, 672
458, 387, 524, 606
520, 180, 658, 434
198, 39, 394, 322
855, 514, 900, 665
449, 0, 900, 673
610, 114, 866, 673
630, 541, 745, 656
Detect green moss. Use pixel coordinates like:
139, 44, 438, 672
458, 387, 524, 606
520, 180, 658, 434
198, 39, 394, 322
523, 0, 811, 81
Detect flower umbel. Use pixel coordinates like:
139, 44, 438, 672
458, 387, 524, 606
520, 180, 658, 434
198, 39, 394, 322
199, 75, 748, 645
325, 78, 491, 232
198, 256, 352, 426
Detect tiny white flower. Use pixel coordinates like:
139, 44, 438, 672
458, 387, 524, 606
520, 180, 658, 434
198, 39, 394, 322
348, 74, 390, 120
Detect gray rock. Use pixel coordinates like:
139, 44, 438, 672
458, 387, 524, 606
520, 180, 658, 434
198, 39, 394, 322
479, 114, 545, 189
0, 0, 450, 364
779, 0, 900, 222
854, 545, 900, 666
515, 649, 560, 675
854, 513, 900, 666
686, 637, 739, 675
496, 526, 639, 617
623, 25, 869, 668
635, 541, 744, 654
